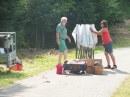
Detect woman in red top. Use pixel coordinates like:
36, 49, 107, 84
90, 20, 117, 69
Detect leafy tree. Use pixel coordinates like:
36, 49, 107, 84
0, 0, 125, 49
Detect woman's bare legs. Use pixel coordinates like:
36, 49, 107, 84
109, 53, 116, 65
109, 53, 117, 69
105, 52, 110, 66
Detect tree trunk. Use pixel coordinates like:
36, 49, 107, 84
35, 23, 37, 49
42, 24, 45, 49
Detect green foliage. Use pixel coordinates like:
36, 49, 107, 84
94, 0, 123, 28
0, 0, 15, 31
119, 0, 130, 19
0, 0, 128, 49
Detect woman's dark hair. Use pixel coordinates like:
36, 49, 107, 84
101, 20, 108, 28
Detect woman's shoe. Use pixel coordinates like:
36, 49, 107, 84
111, 65, 117, 69
104, 65, 111, 69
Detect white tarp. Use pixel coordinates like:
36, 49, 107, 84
72, 24, 98, 49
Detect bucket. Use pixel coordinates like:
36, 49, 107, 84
16, 64, 22, 71
56, 64, 63, 74
9, 64, 22, 71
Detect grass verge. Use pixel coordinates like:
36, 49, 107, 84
0, 49, 76, 87
112, 76, 130, 97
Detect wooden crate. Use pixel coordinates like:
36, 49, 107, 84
94, 66, 103, 75
86, 66, 94, 74
87, 59, 102, 66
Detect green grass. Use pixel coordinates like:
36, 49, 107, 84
94, 46, 103, 54
113, 40, 130, 48
112, 76, 130, 97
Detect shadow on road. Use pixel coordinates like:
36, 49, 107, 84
112, 69, 130, 74
0, 84, 31, 97
57, 69, 130, 77
57, 72, 95, 77
103, 69, 130, 76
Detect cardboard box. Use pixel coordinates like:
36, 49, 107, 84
86, 59, 102, 66
86, 66, 94, 74
94, 66, 103, 75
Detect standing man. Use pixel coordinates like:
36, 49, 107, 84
56, 17, 71, 65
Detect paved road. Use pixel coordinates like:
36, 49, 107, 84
0, 47, 130, 97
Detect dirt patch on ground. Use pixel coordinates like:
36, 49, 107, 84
17, 48, 59, 59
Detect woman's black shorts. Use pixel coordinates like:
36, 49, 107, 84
103, 41, 113, 53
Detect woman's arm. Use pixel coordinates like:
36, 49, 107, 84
90, 28, 105, 35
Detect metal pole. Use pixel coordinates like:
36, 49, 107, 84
76, 34, 77, 59
93, 50, 94, 59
